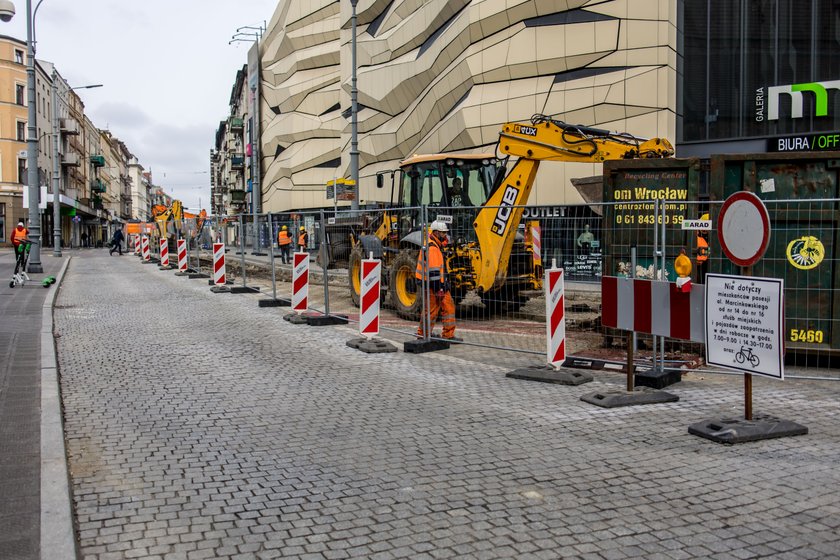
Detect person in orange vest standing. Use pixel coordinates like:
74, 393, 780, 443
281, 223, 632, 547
297, 225, 309, 252
10, 220, 31, 277
277, 225, 292, 264
695, 213, 710, 281
415, 220, 461, 343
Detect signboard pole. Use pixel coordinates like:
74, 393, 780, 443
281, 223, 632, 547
742, 265, 753, 421
626, 247, 636, 392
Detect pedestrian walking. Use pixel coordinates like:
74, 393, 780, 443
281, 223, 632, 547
277, 225, 292, 264
297, 225, 308, 252
415, 220, 461, 342
109, 226, 124, 255
80, 231, 88, 248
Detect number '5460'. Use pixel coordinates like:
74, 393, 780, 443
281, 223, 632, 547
790, 329, 823, 343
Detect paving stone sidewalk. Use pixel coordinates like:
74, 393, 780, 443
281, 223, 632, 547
0, 250, 66, 560
55, 251, 840, 560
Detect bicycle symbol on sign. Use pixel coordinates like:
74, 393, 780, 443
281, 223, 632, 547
734, 345, 760, 368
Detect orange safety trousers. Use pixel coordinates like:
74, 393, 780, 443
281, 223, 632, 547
417, 289, 456, 338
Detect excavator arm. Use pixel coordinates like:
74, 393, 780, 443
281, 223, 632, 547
472, 114, 674, 292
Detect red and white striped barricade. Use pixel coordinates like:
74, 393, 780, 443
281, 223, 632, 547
159, 238, 170, 267
504, 265, 591, 384
347, 256, 396, 352
141, 235, 150, 261
177, 239, 188, 272
134, 235, 141, 255
359, 258, 381, 338
546, 267, 566, 368
212, 243, 226, 286
292, 252, 309, 313
531, 224, 542, 268
601, 277, 705, 342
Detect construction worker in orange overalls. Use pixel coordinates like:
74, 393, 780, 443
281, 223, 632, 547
277, 225, 292, 264
297, 225, 308, 252
415, 220, 461, 343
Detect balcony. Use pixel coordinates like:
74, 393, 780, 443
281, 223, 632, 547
60, 118, 80, 135
61, 152, 81, 167
229, 117, 244, 130
91, 195, 103, 210
90, 154, 106, 167
230, 152, 245, 168
90, 179, 106, 193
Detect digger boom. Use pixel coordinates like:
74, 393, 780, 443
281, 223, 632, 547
473, 115, 674, 292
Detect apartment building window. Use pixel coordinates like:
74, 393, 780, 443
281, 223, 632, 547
16, 121, 25, 142
14, 49, 23, 64
0, 203, 5, 242
17, 158, 26, 184
15, 84, 25, 105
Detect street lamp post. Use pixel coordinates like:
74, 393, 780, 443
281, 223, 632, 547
24, 0, 43, 271
50, 71, 101, 257
350, 0, 360, 212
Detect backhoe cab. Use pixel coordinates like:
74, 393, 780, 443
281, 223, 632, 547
346, 114, 674, 319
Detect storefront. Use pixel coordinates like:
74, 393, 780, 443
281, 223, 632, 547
677, 0, 840, 158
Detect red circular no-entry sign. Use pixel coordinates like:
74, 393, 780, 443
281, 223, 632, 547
717, 191, 771, 267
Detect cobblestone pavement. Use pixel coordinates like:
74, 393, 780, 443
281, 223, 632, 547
55, 251, 840, 560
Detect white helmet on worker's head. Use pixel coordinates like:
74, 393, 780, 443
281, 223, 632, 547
430, 220, 448, 233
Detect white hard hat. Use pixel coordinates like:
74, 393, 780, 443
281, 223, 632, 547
430, 220, 448, 232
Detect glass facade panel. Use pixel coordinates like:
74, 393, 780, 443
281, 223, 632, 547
680, 0, 840, 143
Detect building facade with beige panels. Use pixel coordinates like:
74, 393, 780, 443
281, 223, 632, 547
259, 0, 676, 212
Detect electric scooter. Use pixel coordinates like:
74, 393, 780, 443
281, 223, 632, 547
9, 240, 33, 288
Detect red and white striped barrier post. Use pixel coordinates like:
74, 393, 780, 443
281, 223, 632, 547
531, 224, 542, 267
177, 239, 188, 272
133, 235, 140, 255
159, 238, 170, 268
545, 266, 566, 368
292, 252, 309, 313
504, 263, 590, 384
141, 235, 150, 261
212, 243, 227, 289
359, 258, 381, 338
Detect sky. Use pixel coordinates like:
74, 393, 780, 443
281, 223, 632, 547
3, 0, 277, 212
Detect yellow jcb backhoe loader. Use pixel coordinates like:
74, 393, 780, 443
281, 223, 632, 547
346, 114, 674, 319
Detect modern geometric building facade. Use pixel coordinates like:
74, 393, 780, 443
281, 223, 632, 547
259, 0, 677, 212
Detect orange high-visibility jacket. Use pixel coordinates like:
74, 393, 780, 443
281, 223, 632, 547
10, 226, 28, 247
696, 235, 709, 263
415, 234, 445, 284
278, 230, 292, 246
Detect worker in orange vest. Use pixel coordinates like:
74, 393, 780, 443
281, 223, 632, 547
10, 220, 31, 276
277, 225, 292, 264
415, 220, 461, 343
696, 234, 709, 264
297, 225, 308, 252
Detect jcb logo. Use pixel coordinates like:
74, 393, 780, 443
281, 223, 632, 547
492, 185, 519, 236
513, 124, 538, 136
767, 80, 840, 121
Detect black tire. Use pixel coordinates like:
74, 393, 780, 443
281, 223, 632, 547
389, 249, 422, 320
735, 352, 745, 364
9, 280, 14, 288
347, 244, 365, 307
